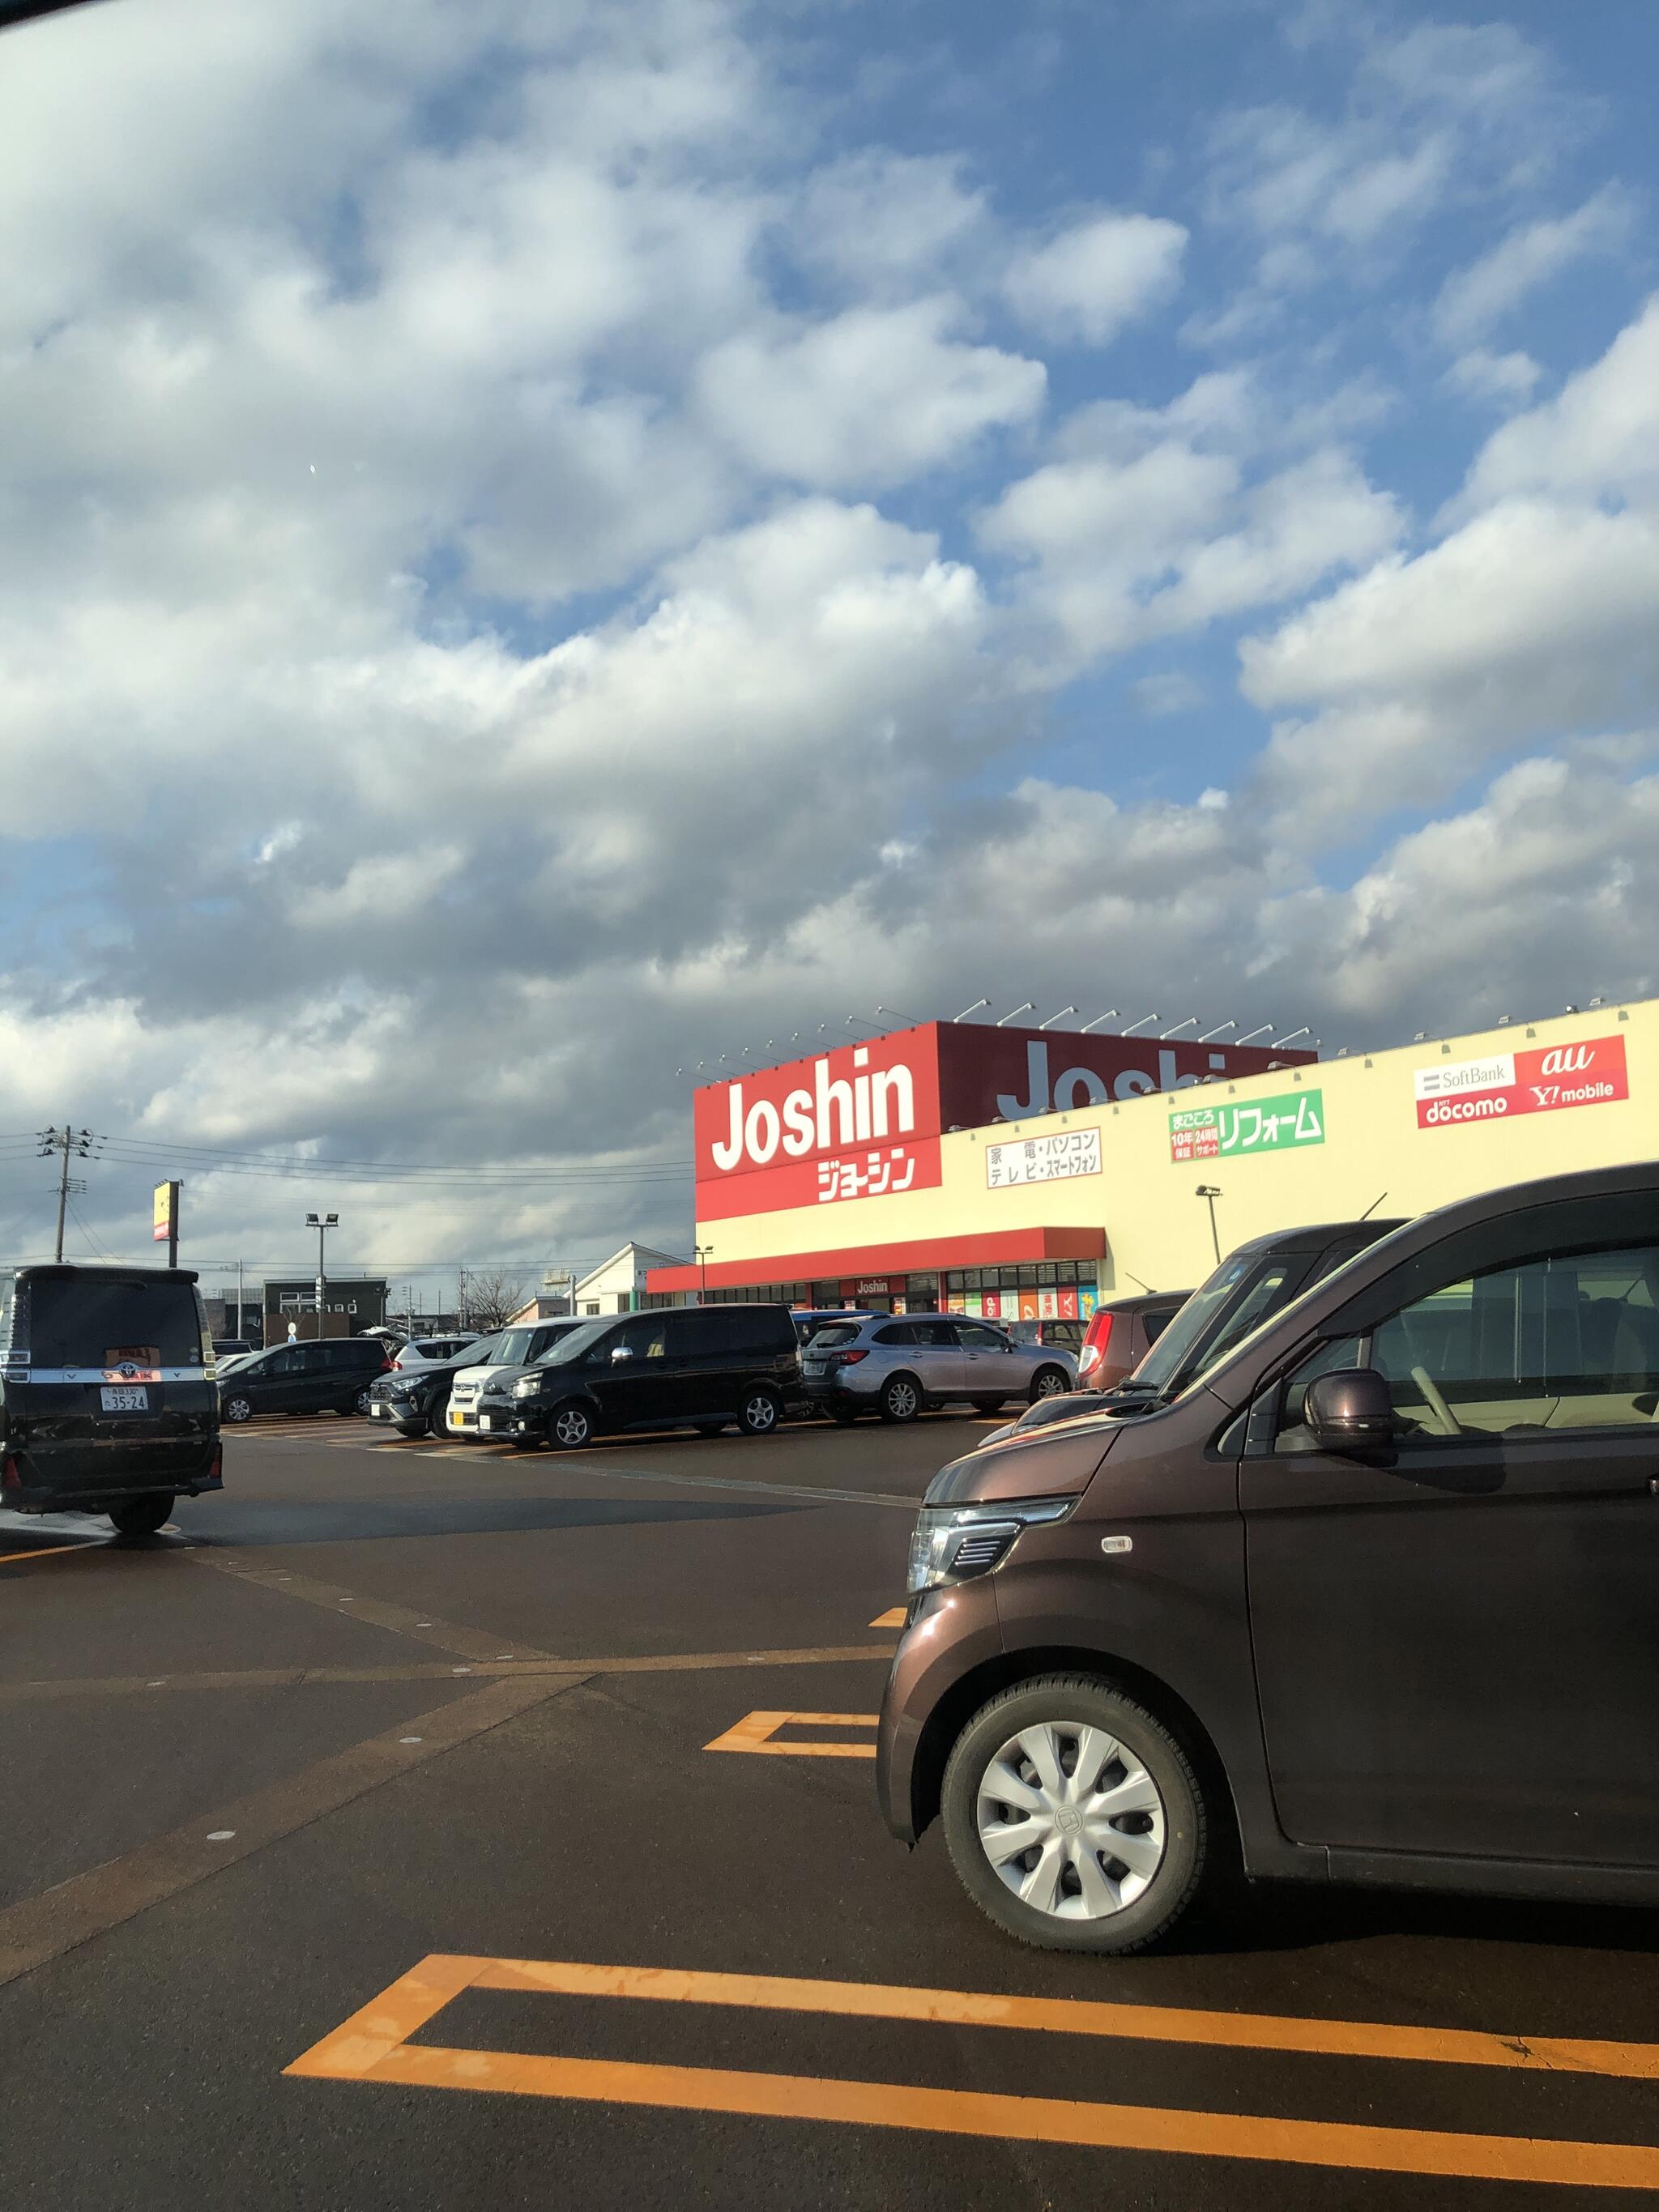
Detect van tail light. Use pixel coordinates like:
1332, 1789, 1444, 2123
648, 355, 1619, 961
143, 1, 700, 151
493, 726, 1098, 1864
2, 1453, 20, 1491
1077, 1311, 1115, 1378
379, 1357, 394, 1372
830, 1349, 868, 1366
207, 1443, 223, 1485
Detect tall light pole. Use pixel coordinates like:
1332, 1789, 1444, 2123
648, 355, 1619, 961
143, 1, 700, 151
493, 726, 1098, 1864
305, 1212, 338, 1340
693, 1243, 714, 1305
1195, 1185, 1222, 1264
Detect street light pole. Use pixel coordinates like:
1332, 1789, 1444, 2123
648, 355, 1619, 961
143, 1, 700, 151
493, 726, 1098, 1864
1195, 1185, 1222, 1265
693, 1244, 714, 1305
305, 1212, 339, 1340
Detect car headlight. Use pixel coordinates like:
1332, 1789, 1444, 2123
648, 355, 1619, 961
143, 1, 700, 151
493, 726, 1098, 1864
512, 1375, 544, 1397
905, 1496, 1077, 1594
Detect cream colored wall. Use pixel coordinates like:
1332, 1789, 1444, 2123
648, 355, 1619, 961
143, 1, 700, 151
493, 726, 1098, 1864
697, 1002, 1657, 1292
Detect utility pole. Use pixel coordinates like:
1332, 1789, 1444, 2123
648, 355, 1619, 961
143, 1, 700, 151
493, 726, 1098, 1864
1195, 1184, 1222, 1265
305, 1212, 339, 1340
39, 1124, 100, 1263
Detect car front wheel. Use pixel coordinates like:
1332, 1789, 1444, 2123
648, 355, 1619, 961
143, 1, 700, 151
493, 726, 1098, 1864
222, 1393, 253, 1424
1029, 1366, 1070, 1402
548, 1402, 593, 1451
940, 1675, 1207, 1954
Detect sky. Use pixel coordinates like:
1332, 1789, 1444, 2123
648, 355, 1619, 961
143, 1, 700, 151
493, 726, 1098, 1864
1, 0, 1656, 1294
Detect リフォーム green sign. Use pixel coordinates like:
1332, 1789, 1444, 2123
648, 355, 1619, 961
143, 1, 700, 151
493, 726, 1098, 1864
1169, 1089, 1325, 1162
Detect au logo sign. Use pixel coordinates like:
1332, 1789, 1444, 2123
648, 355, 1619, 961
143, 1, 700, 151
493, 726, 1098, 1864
1170, 1090, 1325, 1163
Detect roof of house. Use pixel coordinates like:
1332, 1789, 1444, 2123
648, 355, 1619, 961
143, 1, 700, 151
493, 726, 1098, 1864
572, 1242, 689, 1295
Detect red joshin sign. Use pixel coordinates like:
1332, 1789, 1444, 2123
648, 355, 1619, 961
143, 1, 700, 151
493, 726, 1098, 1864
1414, 1034, 1629, 1131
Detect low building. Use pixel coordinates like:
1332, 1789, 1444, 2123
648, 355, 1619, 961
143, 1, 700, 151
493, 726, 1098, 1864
572, 1243, 689, 1316
262, 1276, 390, 1341
647, 1006, 1649, 1316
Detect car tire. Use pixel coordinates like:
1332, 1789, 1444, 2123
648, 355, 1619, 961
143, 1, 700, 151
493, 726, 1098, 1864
972, 1397, 1007, 1414
941, 1674, 1207, 1955
1028, 1366, 1070, 1403
547, 1402, 593, 1451
426, 1397, 450, 1438
352, 1385, 373, 1415
827, 1406, 860, 1426
109, 1493, 174, 1538
737, 1387, 782, 1438
222, 1393, 254, 1424
878, 1374, 922, 1423
695, 1423, 727, 1438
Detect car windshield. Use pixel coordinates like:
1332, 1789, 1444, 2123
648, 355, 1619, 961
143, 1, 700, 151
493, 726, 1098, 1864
1120, 1254, 1284, 1400
532, 1320, 614, 1367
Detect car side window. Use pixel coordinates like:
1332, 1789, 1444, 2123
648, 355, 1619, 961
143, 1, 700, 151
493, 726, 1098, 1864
1274, 1240, 1659, 1449
872, 1323, 913, 1346
911, 1319, 957, 1348
267, 1349, 300, 1376
610, 1316, 668, 1360
955, 1323, 1007, 1351
1142, 1308, 1175, 1344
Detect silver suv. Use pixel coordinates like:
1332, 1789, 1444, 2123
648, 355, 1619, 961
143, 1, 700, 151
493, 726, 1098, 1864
801, 1313, 1076, 1425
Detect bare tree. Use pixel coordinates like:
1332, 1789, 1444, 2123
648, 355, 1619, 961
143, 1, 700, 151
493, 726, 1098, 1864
461, 1268, 531, 1332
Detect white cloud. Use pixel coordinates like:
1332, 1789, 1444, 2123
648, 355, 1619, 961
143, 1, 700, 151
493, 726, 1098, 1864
1003, 210, 1187, 345
794, 151, 988, 294
1444, 348, 1542, 405
1456, 294, 1659, 512
693, 297, 1045, 488
1433, 188, 1632, 347
1131, 673, 1205, 718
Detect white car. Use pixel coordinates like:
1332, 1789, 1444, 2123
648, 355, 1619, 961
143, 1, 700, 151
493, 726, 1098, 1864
444, 1319, 588, 1438
393, 1332, 483, 1373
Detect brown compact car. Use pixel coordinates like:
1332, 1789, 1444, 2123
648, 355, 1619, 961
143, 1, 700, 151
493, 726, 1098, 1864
876, 1160, 1659, 1953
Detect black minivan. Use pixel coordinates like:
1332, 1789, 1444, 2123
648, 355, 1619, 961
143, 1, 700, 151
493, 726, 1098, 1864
217, 1336, 394, 1423
483, 1304, 800, 1450
0, 1264, 221, 1536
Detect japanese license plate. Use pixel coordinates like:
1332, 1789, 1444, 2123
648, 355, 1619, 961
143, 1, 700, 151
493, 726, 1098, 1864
369, 1403, 387, 1418
804, 1359, 825, 1376
100, 1385, 150, 1413
479, 1415, 496, 1431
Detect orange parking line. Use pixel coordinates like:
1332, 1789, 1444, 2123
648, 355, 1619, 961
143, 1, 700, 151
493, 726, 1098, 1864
469, 1958, 1659, 2081
0, 1541, 100, 1566
869, 1607, 906, 1630
702, 1711, 878, 1758
285, 1955, 1659, 2189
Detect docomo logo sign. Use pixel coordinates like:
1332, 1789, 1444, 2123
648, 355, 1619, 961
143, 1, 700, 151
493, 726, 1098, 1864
711, 1046, 919, 1171
1415, 1034, 1628, 1131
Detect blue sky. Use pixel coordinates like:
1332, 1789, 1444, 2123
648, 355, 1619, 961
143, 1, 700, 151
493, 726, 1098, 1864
0, 0, 1656, 1272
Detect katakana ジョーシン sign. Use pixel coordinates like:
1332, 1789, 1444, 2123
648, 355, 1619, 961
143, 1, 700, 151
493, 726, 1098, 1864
1169, 1089, 1325, 1162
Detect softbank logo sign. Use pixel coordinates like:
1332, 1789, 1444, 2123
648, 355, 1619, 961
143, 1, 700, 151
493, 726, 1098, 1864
711, 1047, 916, 1171
996, 1042, 1237, 1119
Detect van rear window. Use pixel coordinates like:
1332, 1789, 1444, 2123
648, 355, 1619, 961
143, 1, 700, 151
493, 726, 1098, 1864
23, 1276, 205, 1367
808, 1323, 863, 1348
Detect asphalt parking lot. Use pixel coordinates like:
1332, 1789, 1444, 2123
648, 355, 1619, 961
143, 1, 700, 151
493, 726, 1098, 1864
2, 1413, 1657, 2210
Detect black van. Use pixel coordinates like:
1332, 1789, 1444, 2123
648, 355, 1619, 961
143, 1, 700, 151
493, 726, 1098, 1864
216, 1335, 394, 1422
481, 1304, 800, 1450
0, 1264, 221, 1536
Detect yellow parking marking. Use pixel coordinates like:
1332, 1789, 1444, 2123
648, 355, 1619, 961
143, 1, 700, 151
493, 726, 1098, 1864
704, 1710, 878, 1758
286, 1954, 1659, 2187
869, 1606, 906, 1629
0, 1540, 101, 1566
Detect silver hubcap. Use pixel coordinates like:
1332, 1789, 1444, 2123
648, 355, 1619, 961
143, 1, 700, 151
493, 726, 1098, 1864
745, 1394, 776, 1431
1034, 1370, 1066, 1397
553, 1409, 588, 1446
976, 1721, 1166, 1920
887, 1381, 918, 1418
225, 1400, 250, 1422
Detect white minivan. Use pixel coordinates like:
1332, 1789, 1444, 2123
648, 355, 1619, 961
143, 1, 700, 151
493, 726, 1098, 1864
445, 1319, 586, 1438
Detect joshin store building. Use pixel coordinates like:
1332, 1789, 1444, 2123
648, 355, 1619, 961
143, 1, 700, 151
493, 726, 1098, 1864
647, 1006, 1653, 1318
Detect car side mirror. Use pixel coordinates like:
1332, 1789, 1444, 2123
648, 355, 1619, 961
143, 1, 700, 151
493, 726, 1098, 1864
1305, 1368, 1396, 1451
610, 1345, 633, 1362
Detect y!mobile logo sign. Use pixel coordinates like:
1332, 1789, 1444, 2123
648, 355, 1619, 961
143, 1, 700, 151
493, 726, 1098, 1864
1415, 1035, 1629, 1129
694, 1038, 944, 1219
